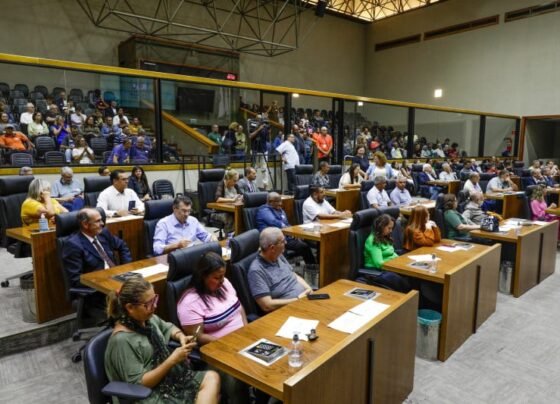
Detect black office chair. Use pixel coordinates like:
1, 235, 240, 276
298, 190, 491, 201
433, 194, 448, 238
143, 199, 174, 257
152, 179, 175, 200
10, 152, 34, 167
360, 180, 375, 210
166, 242, 222, 327
242, 192, 268, 230
56, 208, 107, 362
83, 328, 151, 404
0, 176, 34, 287
84, 176, 111, 207
377, 206, 405, 254
44, 151, 66, 165
328, 165, 343, 189
294, 164, 314, 186
90, 137, 108, 161
294, 184, 310, 225
197, 168, 226, 239
34, 135, 56, 161
229, 229, 262, 321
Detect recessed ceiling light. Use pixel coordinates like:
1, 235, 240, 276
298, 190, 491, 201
434, 89, 443, 98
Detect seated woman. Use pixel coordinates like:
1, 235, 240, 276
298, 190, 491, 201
178, 252, 250, 404
443, 193, 480, 240
366, 151, 394, 180
27, 112, 49, 139
72, 136, 95, 164
351, 145, 369, 179
105, 276, 220, 404
530, 186, 560, 239
363, 214, 410, 292
339, 163, 363, 189
399, 160, 414, 185
129, 166, 153, 202
21, 179, 67, 226
215, 169, 242, 233
403, 205, 441, 250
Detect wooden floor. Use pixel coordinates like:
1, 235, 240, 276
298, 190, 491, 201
0, 251, 559, 403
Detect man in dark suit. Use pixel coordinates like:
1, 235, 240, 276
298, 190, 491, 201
62, 207, 131, 319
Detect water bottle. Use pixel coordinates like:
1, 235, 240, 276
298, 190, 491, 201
429, 253, 437, 274
38, 213, 49, 232
288, 334, 302, 368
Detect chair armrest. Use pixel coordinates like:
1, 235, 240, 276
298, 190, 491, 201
358, 268, 382, 277
101, 381, 151, 400
69, 287, 97, 297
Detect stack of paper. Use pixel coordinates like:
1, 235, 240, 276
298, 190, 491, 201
328, 300, 389, 334
131, 264, 169, 278
329, 221, 351, 229
276, 316, 320, 341
408, 254, 441, 262
299, 223, 316, 230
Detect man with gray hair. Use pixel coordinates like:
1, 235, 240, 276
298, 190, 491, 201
51, 166, 84, 211
18, 166, 33, 176
366, 176, 392, 209
462, 192, 486, 225
390, 175, 412, 206
248, 227, 313, 312
439, 163, 458, 181
418, 163, 441, 200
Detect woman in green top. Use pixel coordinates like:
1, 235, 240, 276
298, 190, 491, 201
104, 276, 220, 404
363, 214, 410, 292
442, 193, 480, 240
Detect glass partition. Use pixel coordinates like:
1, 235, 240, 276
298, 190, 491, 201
484, 116, 517, 157
414, 109, 480, 159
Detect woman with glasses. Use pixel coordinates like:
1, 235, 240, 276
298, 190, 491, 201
105, 275, 220, 404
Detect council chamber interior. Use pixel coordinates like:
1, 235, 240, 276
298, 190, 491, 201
0, 0, 558, 403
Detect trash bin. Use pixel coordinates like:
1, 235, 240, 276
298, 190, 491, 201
499, 261, 513, 295
20, 274, 36, 323
416, 309, 441, 360
303, 264, 319, 290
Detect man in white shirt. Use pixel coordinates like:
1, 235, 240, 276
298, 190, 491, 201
276, 133, 300, 193
486, 170, 518, 195
367, 176, 392, 209
439, 163, 458, 181
96, 169, 144, 216
302, 186, 351, 223
390, 176, 412, 206
463, 172, 482, 195
19, 103, 35, 125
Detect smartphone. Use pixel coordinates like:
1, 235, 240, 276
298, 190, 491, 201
128, 200, 136, 211
192, 325, 202, 341
307, 293, 330, 300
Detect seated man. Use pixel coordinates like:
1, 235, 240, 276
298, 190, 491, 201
418, 163, 441, 200
311, 161, 331, 188
486, 170, 518, 194
463, 172, 482, 194
389, 176, 412, 206
255, 192, 315, 264
51, 166, 85, 212
153, 195, 213, 255
96, 169, 144, 217
129, 136, 151, 163
19, 166, 33, 176
62, 208, 131, 320
367, 176, 392, 209
107, 138, 132, 164
302, 185, 351, 223
526, 168, 547, 188
248, 227, 313, 312
237, 166, 258, 193
0, 124, 34, 158
462, 192, 486, 225
439, 163, 458, 181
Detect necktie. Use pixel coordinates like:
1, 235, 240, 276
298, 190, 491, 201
92, 237, 115, 268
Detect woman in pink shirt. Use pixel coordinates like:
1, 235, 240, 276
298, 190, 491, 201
530, 186, 560, 239
177, 251, 249, 403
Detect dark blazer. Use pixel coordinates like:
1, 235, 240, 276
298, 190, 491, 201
215, 180, 240, 201
418, 172, 434, 186
62, 228, 132, 288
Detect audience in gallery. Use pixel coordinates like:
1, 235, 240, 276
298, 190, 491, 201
72, 136, 95, 164
403, 205, 441, 251
276, 133, 299, 193
20, 178, 67, 226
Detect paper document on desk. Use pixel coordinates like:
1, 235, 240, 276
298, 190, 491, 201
328, 300, 389, 334
131, 264, 169, 278
276, 316, 319, 341
408, 254, 441, 262
532, 221, 549, 226
329, 221, 350, 229
341, 218, 353, 224
437, 246, 459, 252
299, 223, 316, 230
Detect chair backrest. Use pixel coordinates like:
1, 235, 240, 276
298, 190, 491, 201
34, 85, 48, 97
90, 137, 108, 156
0, 176, 34, 241
328, 165, 343, 188
294, 184, 310, 200
197, 169, 225, 216
433, 194, 447, 237
166, 242, 222, 327
377, 206, 404, 252
152, 179, 175, 200
83, 328, 113, 404
34, 136, 56, 157
10, 153, 34, 167
385, 179, 397, 194
14, 83, 29, 97
411, 164, 424, 172
520, 169, 532, 177
349, 208, 380, 279
294, 164, 314, 186
229, 229, 262, 318
242, 192, 268, 230
144, 199, 174, 257
44, 151, 66, 165
84, 176, 111, 207
360, 180, 375, 210
479, 173, 496, 181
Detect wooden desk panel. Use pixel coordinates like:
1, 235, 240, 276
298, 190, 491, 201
325, 189, 360, 212
399, 200, 436, 217
201, 279, 418, 404
428, 180, 460, 195
484, 192, 524, 219
106, 216, 145, 261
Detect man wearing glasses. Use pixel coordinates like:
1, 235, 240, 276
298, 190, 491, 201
62, 207, 131, 321
248, 227, 313, 313
96, 169, 144, 217
152, 195, 214, 255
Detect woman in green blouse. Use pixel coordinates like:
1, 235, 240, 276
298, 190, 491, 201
363, 214, 410, 292
104, 276, 220, 404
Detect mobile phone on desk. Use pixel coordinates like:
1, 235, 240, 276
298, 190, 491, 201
308, 293, 330, 300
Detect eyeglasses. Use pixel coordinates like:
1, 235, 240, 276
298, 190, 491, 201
135, 294, 159, 310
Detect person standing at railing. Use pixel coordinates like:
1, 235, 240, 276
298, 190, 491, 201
233, 123, 246, 160
312, 126, 333, 163
207, 124, 222, 152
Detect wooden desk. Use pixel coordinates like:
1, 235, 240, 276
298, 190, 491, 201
544, 187, 560, 204
399, 199, 436, 217
6, 215, 145, 324
428, 180, 461, 195
484, 192, 525, 219
282, 220, 350, 288
471, 221, 557, 297
324, 188, 360, 212
545, 206, 560, 215
208, 195, 296, 235
201, 279, 418, 404
382, 240, 501, 361
510, 175, 521, 189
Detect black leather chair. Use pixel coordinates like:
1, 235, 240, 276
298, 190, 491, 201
84, 176, 111, 207
83, 328, 151, 404
34, 135, 56, 160
166, 242, 222, 328
10, 152, 34, 167
479, 173, 496, 181
152, 179, 175, 200
360, 180, 375, 210
385, 179, 397, 194
242, 192, 268, 230
294, 164, 313, 186
229, 229, 262, 321
197, 168, 226, 238
433, 194, 447, 237
294, 185, 310, 225
328, 165, 342, 188
377, 206, 405, 254
143, 199, 174, 257
44, 150, 66, 165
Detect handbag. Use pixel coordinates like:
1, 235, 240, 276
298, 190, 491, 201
480, 215, 499, 232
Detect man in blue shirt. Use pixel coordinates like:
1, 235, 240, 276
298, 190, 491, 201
51, 166, 85, 211
129, 136, 151, 163
107, 138, 131, 164
152, 195, 214, 255
390, 176, 412, 206
255, 192, 315, 264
